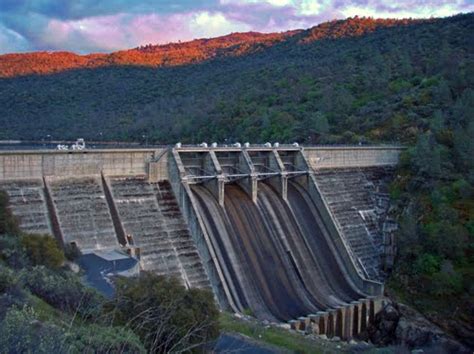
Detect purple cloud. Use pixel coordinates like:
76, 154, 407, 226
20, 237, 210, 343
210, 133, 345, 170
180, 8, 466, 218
0, 0, 472, 54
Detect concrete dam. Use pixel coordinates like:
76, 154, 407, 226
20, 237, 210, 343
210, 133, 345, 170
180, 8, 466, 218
0, 145, 402, 339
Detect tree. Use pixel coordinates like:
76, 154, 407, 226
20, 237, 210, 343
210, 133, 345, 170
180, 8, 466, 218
413, 133, 441, 179
313, 112, 330, 135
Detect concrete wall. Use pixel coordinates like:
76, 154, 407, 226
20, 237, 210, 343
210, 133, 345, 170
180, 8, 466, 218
0, 149, 164, 180
168, 150, 231, 310
0, 146, 403, 180
303, 146, 403, 170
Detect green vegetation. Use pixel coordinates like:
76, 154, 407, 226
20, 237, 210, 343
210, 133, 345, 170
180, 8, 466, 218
21, 234, 65, 269
104, 273, 219, 353
0, 192, 220, 353
219, 312, 328, 353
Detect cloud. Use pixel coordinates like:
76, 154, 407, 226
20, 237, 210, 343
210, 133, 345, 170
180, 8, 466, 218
0, 0, 472, 54
339, 0, 474, 18
0, 23, 30, 53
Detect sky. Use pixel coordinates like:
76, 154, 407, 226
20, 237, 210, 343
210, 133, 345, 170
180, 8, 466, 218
0, 0, 473, 54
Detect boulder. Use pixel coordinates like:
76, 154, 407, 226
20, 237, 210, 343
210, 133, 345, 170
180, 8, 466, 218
362, 300, 470, 353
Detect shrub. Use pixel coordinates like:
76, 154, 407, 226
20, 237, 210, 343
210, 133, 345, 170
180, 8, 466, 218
21, 266, 104, 318
0, 191, 20, 235
0, 265, 29, 319
65, 324, 146, 353
0, 306, 65, 353
105, 272, 219, 353
414, 254, 441, 276
21, 234, 65, 269
430, 271, 464, 297
0, 234, 29, 269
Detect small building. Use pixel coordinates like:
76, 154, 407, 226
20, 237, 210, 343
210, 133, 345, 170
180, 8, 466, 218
78, 249, 139, 297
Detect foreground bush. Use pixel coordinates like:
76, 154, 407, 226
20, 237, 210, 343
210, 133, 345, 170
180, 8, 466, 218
21, 234, 65, 269
65, 324, 146, 353
0, 234, 29, 270
0, 306, 64, 353
105, 272, 219, 353
21, 266, 103, 318
0, 191, 19, 235
0, 265, 29, 320
0, 306, 146, 354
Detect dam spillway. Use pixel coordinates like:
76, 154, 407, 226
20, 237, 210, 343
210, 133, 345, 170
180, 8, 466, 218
0, 145, 402, 339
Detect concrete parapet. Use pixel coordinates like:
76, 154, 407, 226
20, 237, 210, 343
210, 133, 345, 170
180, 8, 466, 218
303, 146, 403, 170
0, 149, 163, 180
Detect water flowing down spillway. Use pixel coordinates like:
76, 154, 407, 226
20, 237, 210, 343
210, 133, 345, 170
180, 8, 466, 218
192, 184, 316, 321
285, 181, 364, 300
191, 182, 365, 322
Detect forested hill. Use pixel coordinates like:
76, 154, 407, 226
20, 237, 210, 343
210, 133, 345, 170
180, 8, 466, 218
0, 17, 418, 79
0, 14, 472, 144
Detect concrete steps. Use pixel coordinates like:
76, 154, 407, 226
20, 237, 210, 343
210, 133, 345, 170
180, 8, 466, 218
47, 177, 118, 251
0, 179, 52, 235
153, 181, 211, 289
314, 167, 393, 280
109, 177, 210, 289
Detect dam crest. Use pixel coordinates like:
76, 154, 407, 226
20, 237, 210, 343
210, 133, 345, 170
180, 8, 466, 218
0, 145, 402, 340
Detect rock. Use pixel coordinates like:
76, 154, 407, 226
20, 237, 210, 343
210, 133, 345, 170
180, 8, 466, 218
362, 300, 470, 353
318, 334, 328, 340
365, 302, 400, 346
65, 261, 80, 273
330, 336, 341, 342
276, 323, 291, 330
349, 339, 358, 345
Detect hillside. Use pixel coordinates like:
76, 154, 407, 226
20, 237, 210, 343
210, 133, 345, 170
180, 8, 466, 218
0, 12, 473, 347
0, 14, 471, 144
0, 17, 419, 79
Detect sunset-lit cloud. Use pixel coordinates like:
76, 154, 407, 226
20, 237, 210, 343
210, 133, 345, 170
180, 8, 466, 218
0, 0, 472, 54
